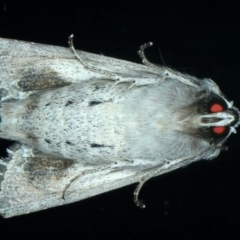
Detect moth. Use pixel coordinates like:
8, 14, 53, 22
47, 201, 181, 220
0, 35, 239, 218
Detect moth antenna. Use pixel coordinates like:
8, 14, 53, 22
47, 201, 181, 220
159, 49, 195, 71
158, 49, 167, 66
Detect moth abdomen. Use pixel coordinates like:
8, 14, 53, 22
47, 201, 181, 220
0, 81, 125, 163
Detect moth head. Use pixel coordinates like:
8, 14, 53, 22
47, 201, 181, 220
195, 79, 240, 149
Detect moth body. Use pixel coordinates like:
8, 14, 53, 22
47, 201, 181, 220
1, 77, 228, 167
0, 37, 239, 217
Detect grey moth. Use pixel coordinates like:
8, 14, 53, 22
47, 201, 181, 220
0, 35, 239, 218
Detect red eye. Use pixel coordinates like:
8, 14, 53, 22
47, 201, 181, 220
213, 126, 225, 134
210, 103, 224, 113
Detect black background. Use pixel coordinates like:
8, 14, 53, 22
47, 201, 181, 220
1, 0, 240, 239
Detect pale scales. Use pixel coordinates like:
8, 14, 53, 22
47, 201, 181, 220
0, 36, 239, 217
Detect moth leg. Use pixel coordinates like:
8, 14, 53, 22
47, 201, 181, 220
69, 34, 121, 81
134, 154, 193, 208
138, 42, 200, 88
138, 42, 156, 69
61, 166, 110, 199
69, 35, 146, 90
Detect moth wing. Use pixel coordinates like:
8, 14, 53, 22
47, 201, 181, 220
0, 37, 164, 100
0, 144, 144, 218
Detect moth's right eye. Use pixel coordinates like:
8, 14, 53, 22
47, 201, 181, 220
210, 103, 224, 113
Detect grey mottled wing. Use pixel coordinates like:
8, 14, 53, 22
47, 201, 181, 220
0, 144, 184, 217
0, 144, 147, 218
0, 37, 165, 100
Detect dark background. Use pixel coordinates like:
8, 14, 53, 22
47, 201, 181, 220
1, 0, 240, 239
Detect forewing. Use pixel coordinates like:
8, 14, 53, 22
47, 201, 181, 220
0, 37, 163, 100
0, 144, 145, 218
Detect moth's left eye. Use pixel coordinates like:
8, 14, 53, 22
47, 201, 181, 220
212, 126, 226, 135
211, 126, 229, 137
209, 125, 230, 145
